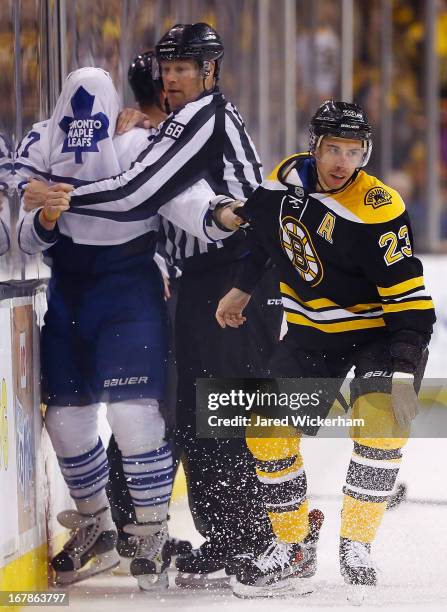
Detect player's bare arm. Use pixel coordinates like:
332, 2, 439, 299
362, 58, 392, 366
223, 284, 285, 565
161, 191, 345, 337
116, 107, 151, 134
215, 287, 251, 329
38, 191, 71, 230
23, 178, 73, 211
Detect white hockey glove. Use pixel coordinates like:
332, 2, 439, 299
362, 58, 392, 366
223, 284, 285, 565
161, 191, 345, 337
391, 372, 418, 429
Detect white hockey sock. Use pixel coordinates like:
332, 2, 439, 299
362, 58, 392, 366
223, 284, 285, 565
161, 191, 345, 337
134, 502, 169, 525
74, 489, 110, 515
122, 442, 173, 522
55, 438, 110, 512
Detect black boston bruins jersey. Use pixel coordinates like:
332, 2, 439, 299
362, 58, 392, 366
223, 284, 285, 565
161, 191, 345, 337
237, 153, 435, 352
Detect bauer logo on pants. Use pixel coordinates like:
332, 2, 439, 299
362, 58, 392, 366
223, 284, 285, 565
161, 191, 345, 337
103, 376, 149, 388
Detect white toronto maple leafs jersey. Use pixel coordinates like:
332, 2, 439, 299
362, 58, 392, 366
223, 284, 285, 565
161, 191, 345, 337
15, 67, 230, 261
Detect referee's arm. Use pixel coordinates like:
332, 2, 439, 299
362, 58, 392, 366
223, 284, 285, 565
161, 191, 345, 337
69, 100, 217, 216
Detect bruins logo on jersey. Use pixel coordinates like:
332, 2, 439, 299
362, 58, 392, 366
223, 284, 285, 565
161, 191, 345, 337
364, 186, 392, 209
280, 216, 323, 286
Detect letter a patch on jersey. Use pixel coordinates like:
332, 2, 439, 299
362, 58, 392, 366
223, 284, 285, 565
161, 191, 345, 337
317, 212, 336, 244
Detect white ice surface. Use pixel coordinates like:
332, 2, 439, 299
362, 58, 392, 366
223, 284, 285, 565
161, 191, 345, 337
31, 438, 446, 612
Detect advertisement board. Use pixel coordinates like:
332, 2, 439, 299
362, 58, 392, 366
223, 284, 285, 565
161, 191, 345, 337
0, 302, 19, 563
11, 299, 36, 537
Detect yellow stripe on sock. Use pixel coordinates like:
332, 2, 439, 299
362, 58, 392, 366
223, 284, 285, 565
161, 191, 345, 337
268, 500, 309, 544
247, 427, 301, 462
340, 494, 387, 543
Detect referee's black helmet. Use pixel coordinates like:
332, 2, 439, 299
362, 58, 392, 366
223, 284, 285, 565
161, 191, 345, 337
156, 23, 224, 79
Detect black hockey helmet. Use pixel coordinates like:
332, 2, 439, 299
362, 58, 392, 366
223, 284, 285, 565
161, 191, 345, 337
309, 100, 373, 167
128, 51, 163, 108
155, 23, 224, 79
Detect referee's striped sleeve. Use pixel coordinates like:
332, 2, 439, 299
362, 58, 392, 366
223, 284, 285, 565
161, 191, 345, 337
222, 105, 263, 199
69, 99, 217, 215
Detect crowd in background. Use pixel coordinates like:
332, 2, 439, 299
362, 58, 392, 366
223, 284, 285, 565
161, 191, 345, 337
3, 0, 447, 261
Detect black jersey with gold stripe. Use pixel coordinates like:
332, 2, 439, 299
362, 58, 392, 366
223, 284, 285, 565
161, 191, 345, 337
237, 153, 435, 353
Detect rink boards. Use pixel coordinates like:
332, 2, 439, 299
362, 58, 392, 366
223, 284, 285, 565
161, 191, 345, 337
0, 256, 445, 596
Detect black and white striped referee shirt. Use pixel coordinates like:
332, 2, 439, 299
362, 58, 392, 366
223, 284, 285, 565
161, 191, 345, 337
70, 89, 263, 265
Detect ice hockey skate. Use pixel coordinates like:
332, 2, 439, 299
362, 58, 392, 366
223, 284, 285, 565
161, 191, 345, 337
167, 536, 193, 557
232, 508, 324, 599
51, 507, 119, 585
340, 537, 377, 605
124, 521, 171, 590
111, 531, 138, 576
113, 529, 192, 576
175, 540, 233, 589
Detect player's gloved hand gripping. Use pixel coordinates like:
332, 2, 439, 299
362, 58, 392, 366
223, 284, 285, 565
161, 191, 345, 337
391, 372, 419, 429
216, 288, 251, 329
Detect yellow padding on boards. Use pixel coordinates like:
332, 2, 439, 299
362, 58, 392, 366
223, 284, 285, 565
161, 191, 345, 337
172, 462, 188, 501
340, 494, 387, 543
246, 420, 301, 461
0, 543, 49, 612
269, 500, 309, 543
350, 392, 409, 449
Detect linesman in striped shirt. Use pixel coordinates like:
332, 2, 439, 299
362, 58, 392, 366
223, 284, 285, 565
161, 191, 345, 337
35, 23, 282, 587
215, 100, 436, 598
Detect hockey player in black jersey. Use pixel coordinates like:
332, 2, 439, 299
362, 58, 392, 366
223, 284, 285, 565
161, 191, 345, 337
215, 100, 436, 598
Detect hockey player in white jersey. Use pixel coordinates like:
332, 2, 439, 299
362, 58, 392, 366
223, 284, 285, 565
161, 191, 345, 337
24, 24, 282, 587
16, 67, 232, 590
